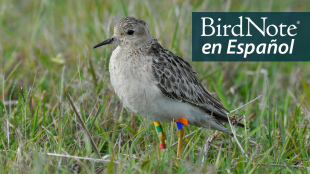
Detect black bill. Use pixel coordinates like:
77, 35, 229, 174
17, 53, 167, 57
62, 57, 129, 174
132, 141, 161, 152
93, 37, 115, 49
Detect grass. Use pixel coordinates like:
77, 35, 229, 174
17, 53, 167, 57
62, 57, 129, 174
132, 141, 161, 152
1, 0, 310, 173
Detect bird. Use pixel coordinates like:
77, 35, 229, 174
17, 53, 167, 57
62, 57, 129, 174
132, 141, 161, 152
93, 17, 244, 158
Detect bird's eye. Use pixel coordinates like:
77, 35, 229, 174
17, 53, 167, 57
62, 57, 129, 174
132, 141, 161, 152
127, 30, 134, 35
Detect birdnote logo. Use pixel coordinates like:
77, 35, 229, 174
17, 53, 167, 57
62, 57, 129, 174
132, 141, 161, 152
201, 16, 297, 58
192, 12, 310, 61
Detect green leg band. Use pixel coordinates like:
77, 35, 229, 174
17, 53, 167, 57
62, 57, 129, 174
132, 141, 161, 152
156, 125, 163, 132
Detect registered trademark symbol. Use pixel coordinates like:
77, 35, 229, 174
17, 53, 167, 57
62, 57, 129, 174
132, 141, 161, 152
297, 21, 300, 24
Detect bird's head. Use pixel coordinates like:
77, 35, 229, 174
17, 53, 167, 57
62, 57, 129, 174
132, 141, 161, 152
94, 17, 152, 50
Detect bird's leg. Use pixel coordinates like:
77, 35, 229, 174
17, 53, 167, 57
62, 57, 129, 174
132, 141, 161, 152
175, 118, 188, 159
154, 121, 166, 149
176, 125, 184, 159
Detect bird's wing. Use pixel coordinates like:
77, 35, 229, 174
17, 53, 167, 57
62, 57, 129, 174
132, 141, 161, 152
149, 41, 239, 125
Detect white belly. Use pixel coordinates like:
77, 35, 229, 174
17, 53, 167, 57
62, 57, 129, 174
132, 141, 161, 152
109, 47, 156, 117
109, 47, 188, 122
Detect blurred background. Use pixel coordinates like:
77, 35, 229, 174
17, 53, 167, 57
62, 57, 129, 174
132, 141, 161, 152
1, 0, 310, 173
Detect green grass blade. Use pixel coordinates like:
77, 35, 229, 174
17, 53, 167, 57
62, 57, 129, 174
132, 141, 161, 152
0, 61, 21, 91
119, 0, 128, 16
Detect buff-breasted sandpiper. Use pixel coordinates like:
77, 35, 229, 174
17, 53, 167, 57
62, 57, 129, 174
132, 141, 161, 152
94, 17, 244, 158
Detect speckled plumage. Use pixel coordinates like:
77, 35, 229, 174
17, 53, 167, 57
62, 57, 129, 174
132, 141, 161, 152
101, 17, 243, 135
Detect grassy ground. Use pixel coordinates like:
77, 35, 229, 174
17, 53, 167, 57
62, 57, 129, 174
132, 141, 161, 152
1, 0, 310, 173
